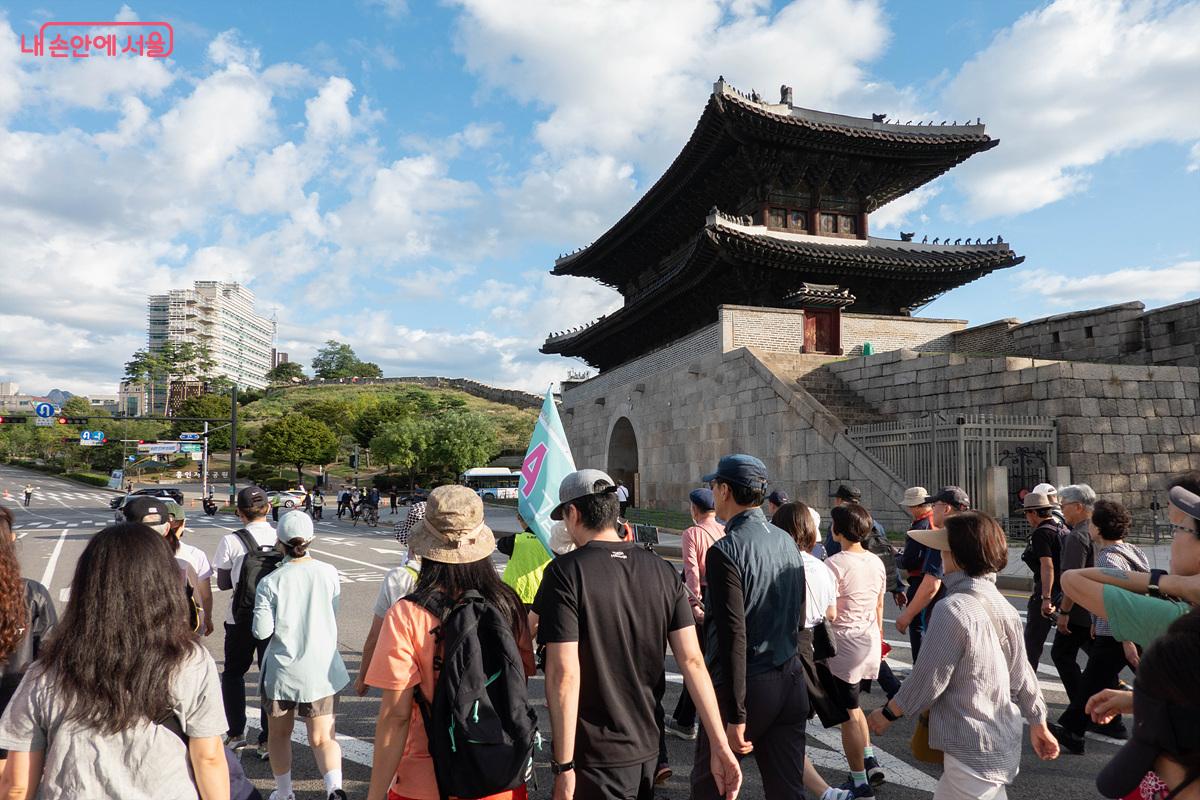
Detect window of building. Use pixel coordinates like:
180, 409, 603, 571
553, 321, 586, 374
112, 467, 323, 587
789, 210, 807, 231
768, 207, 787, 229
1052, 331, 1061, 344
819, 213, 836, 234
1166, 320, 1177, 334
1085, 326, 1094, 339
839, 215, 857, 235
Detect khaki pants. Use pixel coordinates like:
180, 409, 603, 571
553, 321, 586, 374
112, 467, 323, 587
933, 754, 1007, 800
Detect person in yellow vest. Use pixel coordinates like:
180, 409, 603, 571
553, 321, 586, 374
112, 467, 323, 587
501, 512, 552, 606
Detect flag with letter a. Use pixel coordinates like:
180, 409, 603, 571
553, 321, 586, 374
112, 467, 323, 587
518, 387, 576, 555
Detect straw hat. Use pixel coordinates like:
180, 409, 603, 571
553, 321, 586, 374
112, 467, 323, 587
408, 485, 496, 564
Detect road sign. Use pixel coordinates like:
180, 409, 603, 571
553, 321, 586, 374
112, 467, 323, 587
179, 432, 201, 441
180, 443, 202, 453
137, 442, 180, 455
127, 456, 137, 462
34, 402, 54, 418
34, 418, 54, 427
79, 430, 106, 446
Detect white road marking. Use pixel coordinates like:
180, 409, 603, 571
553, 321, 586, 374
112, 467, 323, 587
310, 549, 391, 572
808, 724, 940, 793
40, 529, 69, 587
370, 547, 406, 556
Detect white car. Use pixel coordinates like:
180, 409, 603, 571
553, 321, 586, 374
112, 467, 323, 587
267, 490, 307, 509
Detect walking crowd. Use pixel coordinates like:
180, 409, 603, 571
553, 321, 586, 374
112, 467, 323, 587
0, 458, 1197, 800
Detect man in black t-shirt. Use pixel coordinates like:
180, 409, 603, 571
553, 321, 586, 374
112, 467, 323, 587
532, 469, 741, 800
1020, 492, 1066, 670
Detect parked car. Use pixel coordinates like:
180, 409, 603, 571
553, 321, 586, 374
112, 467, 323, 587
108, 486, 186, 510
267, 490, 307, 509
397, 489, 430, 506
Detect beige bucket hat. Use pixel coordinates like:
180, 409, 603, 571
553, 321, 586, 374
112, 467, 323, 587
900, 487, 929, 507
408, 485, 496, 564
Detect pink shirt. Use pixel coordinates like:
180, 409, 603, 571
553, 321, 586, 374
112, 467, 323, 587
825, 549, 886, 684
680, 518, 725, 608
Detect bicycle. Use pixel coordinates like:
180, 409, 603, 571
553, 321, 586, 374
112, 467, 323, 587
355, 504, 380, 528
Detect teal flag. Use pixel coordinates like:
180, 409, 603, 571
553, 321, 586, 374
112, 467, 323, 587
518, 387, 576, 555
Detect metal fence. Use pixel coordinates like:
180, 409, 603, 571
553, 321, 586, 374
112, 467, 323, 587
847, 414, 1059, 527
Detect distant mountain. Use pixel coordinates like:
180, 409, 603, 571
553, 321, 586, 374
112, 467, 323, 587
44, 389, 74, 405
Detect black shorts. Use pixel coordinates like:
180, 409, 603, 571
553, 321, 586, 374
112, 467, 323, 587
828, 674, 862, 710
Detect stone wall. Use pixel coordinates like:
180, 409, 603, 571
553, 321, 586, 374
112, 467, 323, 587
841, 313, 966, 356
725, 306, 806, 351
560, 346, 910, 530
826, 350, 1200, 511
1143, 299, 1200, 366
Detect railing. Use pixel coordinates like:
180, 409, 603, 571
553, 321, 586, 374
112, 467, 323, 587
848, 414, 1058, 521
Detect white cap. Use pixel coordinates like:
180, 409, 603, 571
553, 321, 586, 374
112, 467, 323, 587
276, 510, 315, 544
1032, 482, 1059, 497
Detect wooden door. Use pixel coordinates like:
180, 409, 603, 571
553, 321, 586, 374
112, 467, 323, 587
803, 314, 818, 352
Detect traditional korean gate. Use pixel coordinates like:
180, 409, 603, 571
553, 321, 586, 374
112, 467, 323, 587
846, 414, 1058, 521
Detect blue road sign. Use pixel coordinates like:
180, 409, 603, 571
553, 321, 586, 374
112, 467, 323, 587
179, 432, 201, 441
34, 402, 54, 418
127, 455, 137, 462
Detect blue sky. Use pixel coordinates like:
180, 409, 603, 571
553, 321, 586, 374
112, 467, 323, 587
0, 0, 1197, 396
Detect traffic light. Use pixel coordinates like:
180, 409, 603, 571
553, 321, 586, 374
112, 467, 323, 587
348, 453, 359, 469
56, 417, 88, 425
0, 416, 27, 424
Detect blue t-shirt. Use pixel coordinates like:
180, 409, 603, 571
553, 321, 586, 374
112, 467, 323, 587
921, 547, 944, 579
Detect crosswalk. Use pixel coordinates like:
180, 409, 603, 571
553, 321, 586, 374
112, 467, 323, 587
5, 490, 114, 505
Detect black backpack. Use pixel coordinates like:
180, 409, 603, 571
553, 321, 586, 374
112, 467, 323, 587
410, 590, 538, 800
231, 529, 283, 626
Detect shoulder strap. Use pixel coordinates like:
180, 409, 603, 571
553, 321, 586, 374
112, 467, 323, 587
233, 528, 257, 552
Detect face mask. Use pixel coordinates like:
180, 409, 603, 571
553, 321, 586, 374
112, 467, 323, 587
549, 521, 575, 555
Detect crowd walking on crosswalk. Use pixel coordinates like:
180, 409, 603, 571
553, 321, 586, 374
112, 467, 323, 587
0, 460, 1197, 799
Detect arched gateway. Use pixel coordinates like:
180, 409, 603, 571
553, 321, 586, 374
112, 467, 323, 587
607, 417, 639, 506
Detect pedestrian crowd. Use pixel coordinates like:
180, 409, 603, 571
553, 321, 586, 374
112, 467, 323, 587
0, 459, 1197, 800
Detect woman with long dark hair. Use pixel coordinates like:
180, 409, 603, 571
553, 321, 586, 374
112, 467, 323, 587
0, 505, 56, 782
365, 485, 534, 800
0, 522, 229, 799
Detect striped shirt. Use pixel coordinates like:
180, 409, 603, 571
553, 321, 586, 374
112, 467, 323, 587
1094, 542, 1150, 637
893, 571, 1047, 784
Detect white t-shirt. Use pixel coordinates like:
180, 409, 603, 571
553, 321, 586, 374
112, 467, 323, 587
801, 550, 837, 628
615, 485, 630, 502
176, 538, 213, 581
372, 559, 422, 618
213, 520, 277, 619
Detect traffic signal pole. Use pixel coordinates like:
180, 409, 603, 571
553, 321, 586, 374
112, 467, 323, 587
229, 384, 238, 506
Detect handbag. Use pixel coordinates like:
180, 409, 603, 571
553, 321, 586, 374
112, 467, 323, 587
812, 621, 837, 661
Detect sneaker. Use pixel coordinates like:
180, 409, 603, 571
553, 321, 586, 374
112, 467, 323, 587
268, 793, 295, 800
256, 741, 271, 761
222, 734, 247, 751
1048, 722, 1086, 755
329, 791, 349, 800
664, 717, 698, 740
836, 780, 876, 799
654, 763, 672, 785
821, 789, 854, 800
864, 756, 885, 786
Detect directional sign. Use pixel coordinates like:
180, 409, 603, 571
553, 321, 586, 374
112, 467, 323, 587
137, 442, 181, 455
79, 430, 106, 446
180, 443, 202, 453
179, 432, 201, 441
34, 418, 55, 427
128, 456, 137, 462
34, 402, 54, 418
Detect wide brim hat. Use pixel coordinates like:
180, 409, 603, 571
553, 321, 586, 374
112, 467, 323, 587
1018, 491, 1057, 512
409, 485, 496, 564
909, 527, 949, 551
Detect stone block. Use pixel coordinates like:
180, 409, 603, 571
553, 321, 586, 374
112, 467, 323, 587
1171, 453, 1191, 472
1124, 435, 1143, 454
1082, 435, 1103, 454
1079, 397, 1101, 417
1154, 453, 1173, 471
1116, 399, 1138, 417
1003, 384, 1033, 403
1134, 453, 1155, 474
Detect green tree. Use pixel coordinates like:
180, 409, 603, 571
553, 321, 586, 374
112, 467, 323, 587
427, 410, 499, 477
294, 399, 354, 436
311, 340, 360, 379
123, 342, 216, 415
254, 414, 338, 483
370, 417, 433, 478
172, 394, 234, 450
351, 400, 411, 449
266, 361, 306, 383
356, 361, 383, 379
60, 396, 93, 417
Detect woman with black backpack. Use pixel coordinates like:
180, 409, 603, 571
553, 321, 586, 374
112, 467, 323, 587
365, 485, 536, 800
0, 522, 230, 799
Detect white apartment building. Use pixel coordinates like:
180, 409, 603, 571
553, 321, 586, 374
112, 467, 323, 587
147, 281, 274, 391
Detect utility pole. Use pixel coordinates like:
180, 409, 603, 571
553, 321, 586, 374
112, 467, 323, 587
202, 420, 209, 499
229, 383, 238, 505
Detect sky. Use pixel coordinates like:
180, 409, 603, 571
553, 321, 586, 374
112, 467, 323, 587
0, 0, 1197, 397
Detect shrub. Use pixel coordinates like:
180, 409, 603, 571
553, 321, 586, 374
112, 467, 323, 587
64, 473, 111, 487
263, 477, 294, 491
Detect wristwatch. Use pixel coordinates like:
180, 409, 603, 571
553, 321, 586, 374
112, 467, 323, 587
1147, 568, 1168, 599
881, 704, 900, 722
551, 760, 575, 775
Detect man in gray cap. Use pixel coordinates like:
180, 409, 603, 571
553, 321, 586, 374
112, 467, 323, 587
693, 454, 809, 800
532, 469, 741, 800
1049, 484, 1096, 750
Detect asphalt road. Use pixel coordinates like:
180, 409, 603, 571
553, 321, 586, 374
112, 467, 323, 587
0, 464, 1123, 799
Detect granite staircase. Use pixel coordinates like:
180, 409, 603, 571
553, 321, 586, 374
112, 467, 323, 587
755, 353, 893, 429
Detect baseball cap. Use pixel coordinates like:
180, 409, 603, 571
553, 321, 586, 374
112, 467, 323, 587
689, 488, 715, 512
927, 486, 970, 507
550, 469, 619, 521
123, 496, 170, 530
830, 484, 862, 502
277, 510, 315, 545
1169, 485, 1200, 521
702, 454, 769, 491
766, 489, 789, 506
1032, 482, 1059, 497
237, 486, 268, 510
162, 498, 185, 522
900, 487, 929, 507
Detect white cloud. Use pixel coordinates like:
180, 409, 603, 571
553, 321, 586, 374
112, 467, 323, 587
943, 0, 1200, 218
305, 76, 355, 141
208, 29, 261, 70
500, 153, 637, 241
869, 185, 941, 233
1019, 261, 1200, 307
1188, 142, 1200, 173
